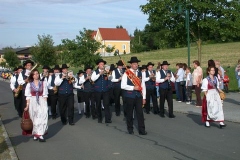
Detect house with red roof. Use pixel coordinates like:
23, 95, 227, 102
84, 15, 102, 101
94, 28, 131, 56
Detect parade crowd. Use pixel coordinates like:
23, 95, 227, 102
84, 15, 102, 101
9, 57, 227, 142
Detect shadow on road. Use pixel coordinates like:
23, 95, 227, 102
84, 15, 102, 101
224, 98, 239, 105
186, 111, 203, 126
2, 116, 19, 125
0, 102, 10, 106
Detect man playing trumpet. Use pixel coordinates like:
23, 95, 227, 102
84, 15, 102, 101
142, 62, 159, 114
91, 59, 112, 123
54, 64, 75, 125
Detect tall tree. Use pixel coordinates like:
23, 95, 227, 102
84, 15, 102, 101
61, 28, 102, 68
140, 0, 240, 48
30, 34, 56, 66
2, 47, 20, 68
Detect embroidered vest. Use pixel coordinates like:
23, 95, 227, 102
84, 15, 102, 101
58, 74, 73, 94
159, 70, 171, 89
83, 74, 93, 92
93, 69, 109, 92
145, 70, 156, 90
124, 71, 142, 98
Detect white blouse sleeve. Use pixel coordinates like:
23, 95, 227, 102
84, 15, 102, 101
201, 78, 208, 92
43, 81, 48, 97
54, 75, 63, 86
25, 83, 32, 100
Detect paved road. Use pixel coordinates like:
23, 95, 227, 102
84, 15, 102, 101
0, 80, 240, 160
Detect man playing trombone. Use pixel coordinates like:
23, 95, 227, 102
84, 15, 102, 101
121, 57, 147, 135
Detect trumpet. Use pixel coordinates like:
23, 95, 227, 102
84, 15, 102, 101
30, 63, 40, 72
87, 73, 94, 84
14, 85, 23, 97
53, 86, 58, 94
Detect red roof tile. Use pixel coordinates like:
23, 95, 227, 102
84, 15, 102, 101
98, 28, 130, 41
91, 31, 97, 39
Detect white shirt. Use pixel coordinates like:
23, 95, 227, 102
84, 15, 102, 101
201, 77, 220, 92
54, 74, 64, 86
25, 81, 48, 100
121, 68, 146, 99
17, 69, 31, 85
176, 68, 184, 82
156, 69, 175, 83
142, 70, 155, 82
10, 75, 16, 91
47, 74, 60, 89
74, 75, 85, 89
91, 69, 103, 82
186, 73, 193, 86
111, 69, 123, 83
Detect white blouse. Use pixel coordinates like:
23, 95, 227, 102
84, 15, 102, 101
25, 81, 48, 100
201, 77, 220, 92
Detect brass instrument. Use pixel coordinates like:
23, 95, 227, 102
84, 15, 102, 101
14, 85, 23, 97
63, 70, 75, 84
150, 70, 156, 81
87, 73, 94, 84
53, 86, 58, 94
103, 65, 113, 80
30, 63, 39, 72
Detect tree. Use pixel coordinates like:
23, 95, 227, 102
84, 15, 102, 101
140, 0, 240, 49
61, 28, 102, 68
30, 34, 56, 66
2, 47, 20, 68
105, 45, 115, 56
0, 61, 6, 68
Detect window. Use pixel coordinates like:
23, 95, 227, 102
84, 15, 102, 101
122, 44, 126, 50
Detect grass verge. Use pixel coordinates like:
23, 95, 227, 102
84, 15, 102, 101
0, 123, 11, 160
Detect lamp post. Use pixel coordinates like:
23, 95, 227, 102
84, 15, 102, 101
176, 2, 190, 67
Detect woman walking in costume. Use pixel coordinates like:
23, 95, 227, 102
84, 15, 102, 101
24, 69, 48, 142
201, 66, 226, 128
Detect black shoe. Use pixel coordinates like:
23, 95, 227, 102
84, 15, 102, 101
153, 111, 159, 114
219, 124, 226, 129
62, 122, 67, 125
98, 120, 102, 123
69, 122, 75, 126
33, 138, 38, 141
52, 116, 56, 120
105, 120, 112, 123
128, 131, 134, 135
92, 116, 96, 120
39, 138, 46, 142
160, 114, 165, 118
169, 115, 175, 118
115, 112, 120, 116
86, 115, 90, 118
139, 131, 147, 135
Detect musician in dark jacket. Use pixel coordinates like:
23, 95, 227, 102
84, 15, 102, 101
156, 61, 176, 118
91, 59, 112, 123
121, 57, 147, 135
54, 64, 75, 125
10, 66, 23, 117
111, 60, 126, 116
142, 62, 159, 114
17, 60, 34, 117
47, 65, 61, 119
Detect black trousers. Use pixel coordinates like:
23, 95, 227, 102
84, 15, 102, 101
77, 90, 85, 103
58, 93, 74, 123
194, 84, 202, 106
48, 90, 58, 116
83, 92, 96, 117
145, 88, 159, 113
21, 89, 26, 116
94, 91, 111, 122
13, 92, 22, 117
125, 97, 145, 133
159, 88, 173, 116
113, 87, 126, 115
177, 82, 183, 101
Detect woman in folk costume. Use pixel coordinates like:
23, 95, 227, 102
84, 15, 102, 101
24, 69, 48, 142
201, 66, 226, 128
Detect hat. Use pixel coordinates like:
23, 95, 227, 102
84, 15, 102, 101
116, 60, 124, 66
17, 66, 24, 70
147, 62, 154, 67
53, 65, 61, 70
23, 60, 34, 67
13, 67, 18, 71
61, 64, 69, 69
141, 65, 147, 69
42, 65, 50, 70
110, 64, 115, 71
77, 70, 85, 74
84, 65, 93, 71
49, 69, 54, 73
96, 59, 106, 65
127, 57, 141, 63
161, 61, 170, 66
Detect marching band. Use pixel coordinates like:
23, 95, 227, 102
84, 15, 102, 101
9, 57, 183, 141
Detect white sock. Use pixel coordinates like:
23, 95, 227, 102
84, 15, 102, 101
206, 121, 210, 126
81, 102, 86, 113
101, 100, 104, 109
33, 136, 38, 140
39, 136, 44, 139
220, 122, 225, 125
78, 103, 81, 114
48, 106, 52, 115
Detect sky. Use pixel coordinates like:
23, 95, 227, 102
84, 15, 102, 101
0, 0, 149, 49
